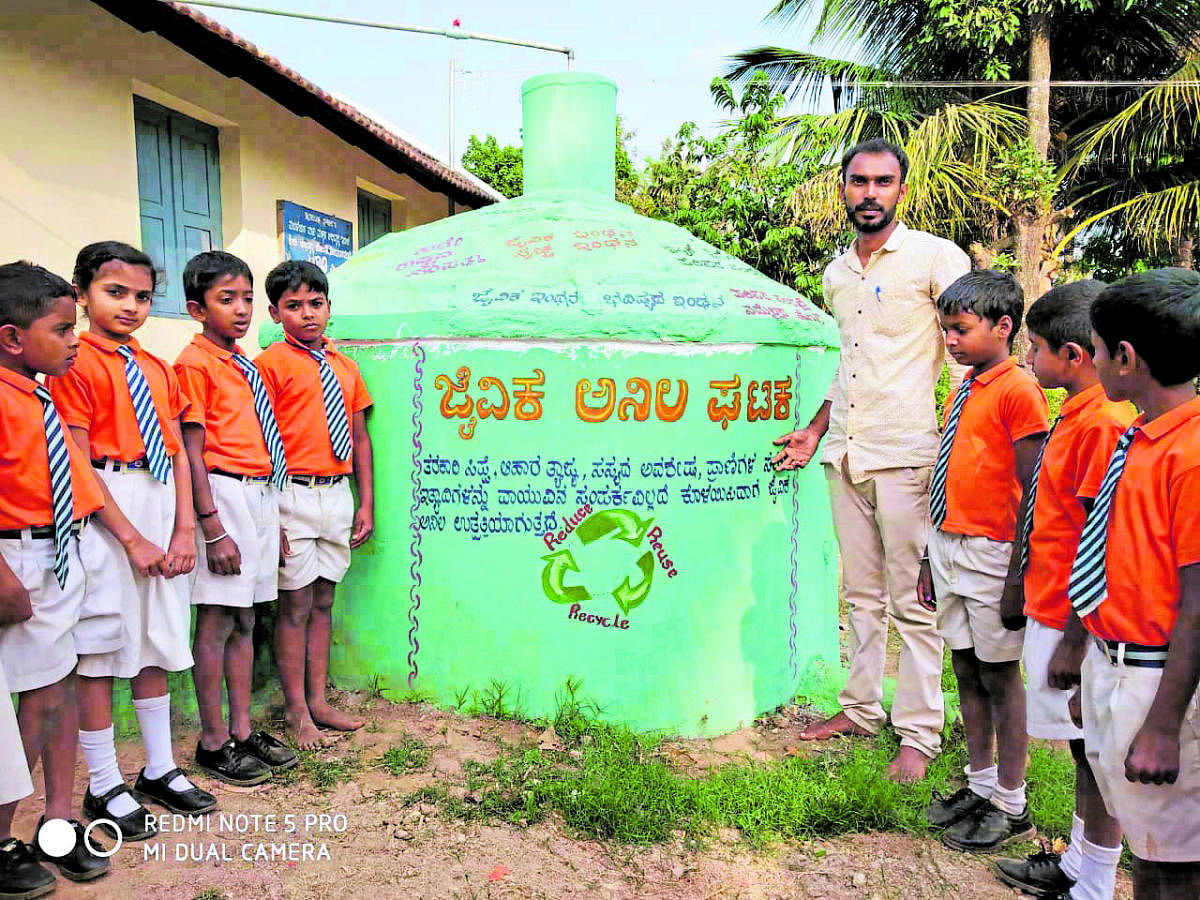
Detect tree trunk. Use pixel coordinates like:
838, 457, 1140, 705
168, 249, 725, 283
1014, 12, 1053, 361
1178, 233, 1194, 269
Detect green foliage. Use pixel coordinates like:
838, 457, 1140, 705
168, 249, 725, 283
470, 678, 522, 719
1073, 228, 1178, 282
461, 135, 523, 199
382, 734, 432, 774
991, 139, 1059, 216
642, 72, 835, 297
277, 749, 363, 792
405, 715, 1079, 850
461, 118, 643, 205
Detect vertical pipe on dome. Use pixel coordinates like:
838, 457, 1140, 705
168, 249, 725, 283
520, 72, 617, 197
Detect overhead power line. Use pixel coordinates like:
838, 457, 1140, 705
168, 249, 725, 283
836, 79, 1199, 88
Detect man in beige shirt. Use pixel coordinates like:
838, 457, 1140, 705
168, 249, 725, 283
775, 138, 969, 781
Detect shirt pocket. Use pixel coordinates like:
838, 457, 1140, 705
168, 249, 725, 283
873, 279, 931, 338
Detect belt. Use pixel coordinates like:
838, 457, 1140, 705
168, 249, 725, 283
1094, 637, 1169, 668
0, 515, 92, 541
290, 474, 345, 487
92, 457, 149, 473
210, 469, 272, 484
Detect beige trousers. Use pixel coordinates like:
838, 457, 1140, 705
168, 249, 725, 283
825, 459, 945, 757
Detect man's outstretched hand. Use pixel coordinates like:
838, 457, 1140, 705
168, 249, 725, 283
773, 427, 821, 471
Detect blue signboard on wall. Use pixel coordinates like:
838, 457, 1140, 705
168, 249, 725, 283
278, 200, 352, 272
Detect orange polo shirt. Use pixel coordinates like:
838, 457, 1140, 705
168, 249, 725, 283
255, 338, 372, 476
0, 367, 104, 529
48, 332, 193, 461
938, 357, 1049, 542
1083, 396, 1200, 646
174, 334, 273, 477
1023, 384, 1135, 630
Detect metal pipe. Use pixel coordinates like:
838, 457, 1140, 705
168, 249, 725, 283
182, 1, 573, 63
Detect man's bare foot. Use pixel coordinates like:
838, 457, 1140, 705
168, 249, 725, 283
310, 702, 365, 732
799, 711, 874, 741
886, 745, 932, 783
286, 710, 330, 750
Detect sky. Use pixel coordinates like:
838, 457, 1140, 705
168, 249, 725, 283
182, 1, 824, 166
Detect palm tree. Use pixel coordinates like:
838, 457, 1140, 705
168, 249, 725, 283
726, 0, 1200, 304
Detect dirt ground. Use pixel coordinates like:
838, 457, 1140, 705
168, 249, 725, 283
12, 691, 1133, 900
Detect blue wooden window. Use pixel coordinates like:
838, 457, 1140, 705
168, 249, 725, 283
357, 189, 392, 249
134, 97, 222, 316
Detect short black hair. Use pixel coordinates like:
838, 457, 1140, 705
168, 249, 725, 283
840, 138, 910, 184
265, 259, 329, 306
183, 251, 253, 306
0, 261, 74, 330
1026, 279, 1106, 354
1091, 267, 1200, 386
937, 269, 1024, 347
74, 241, 158, 292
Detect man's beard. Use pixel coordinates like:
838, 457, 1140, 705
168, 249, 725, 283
845, 202, 897, 234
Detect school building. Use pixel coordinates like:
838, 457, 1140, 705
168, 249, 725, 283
1, 0, 501, 358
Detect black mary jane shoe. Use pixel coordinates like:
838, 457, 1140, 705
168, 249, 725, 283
135, 767, 217, 815
32, 818, 108, 883
236, 731, 298, 771
82, 784, 156, 842
0, 836, 56, 899
194, 739, 271, 786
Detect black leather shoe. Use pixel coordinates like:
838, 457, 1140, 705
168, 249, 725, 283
32, 818, 108, 883
943, 802, 1036, 852
0, 836, 55, 899
194, 739, 271, 786
135, 767, 217, 815
996, 848, 1076, 897
82, 784, 156, 842
926, 786, 989, 828
236, 731, 298, 771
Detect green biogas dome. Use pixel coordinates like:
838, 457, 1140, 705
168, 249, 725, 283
274, 72, 842, 735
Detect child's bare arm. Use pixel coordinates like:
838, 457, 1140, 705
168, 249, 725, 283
165, 431, 196, 577
350, 409, 374, 548
67, 425, 166, 577
182, 422, 241, 576
0, 553, 31, 626
1001, 431, 1049, 629
1126, 562, 1200, 785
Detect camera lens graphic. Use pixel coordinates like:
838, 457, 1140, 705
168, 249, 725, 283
36, 817, 122, 859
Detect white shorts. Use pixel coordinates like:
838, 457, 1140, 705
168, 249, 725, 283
0, 527, 120, 693
1023, 618, 1085, 741
190, 474, 280, 609
278, 478, 353, 591
0, 663, 33, 805
77, 466, 193, 678
73, 522, 126, 656
1083, 646, 1200, 862
930, 529, 1024, 664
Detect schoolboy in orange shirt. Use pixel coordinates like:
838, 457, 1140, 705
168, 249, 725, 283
995, 281, 1131, 900
919, 270, 1049, 851
173, 251, 295, 786
256, 260, 374, 749
1071, 269, 1200, 897
0, 262, 111, 892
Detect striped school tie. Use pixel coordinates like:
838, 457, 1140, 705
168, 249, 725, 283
34, 385, 74, 589
1068, 426, 1137, 618
286, 339, 351, 461
930, 377, 975, 528
1018, 415, 1063, 574
116, 345, 171, 484
230, 353, 288, 490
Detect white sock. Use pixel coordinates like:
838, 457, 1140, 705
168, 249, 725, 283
133, 693, 193, 792
965, 764, 998, 799
1060, 814, 1086, 880
990, 780, 1027, 816
79, 726, 139, 817
1068, 833, 1121, 900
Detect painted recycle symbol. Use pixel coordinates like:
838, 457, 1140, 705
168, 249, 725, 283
540, 509, 655, 615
